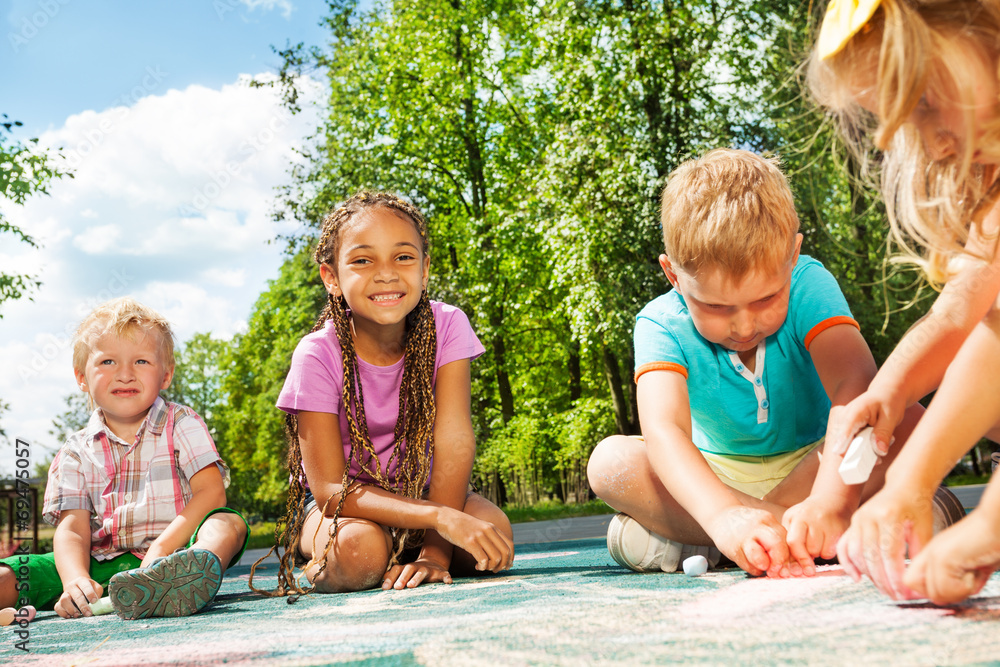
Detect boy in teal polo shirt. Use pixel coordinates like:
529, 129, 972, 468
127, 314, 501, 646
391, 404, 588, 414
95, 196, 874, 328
587, 148, 956, 578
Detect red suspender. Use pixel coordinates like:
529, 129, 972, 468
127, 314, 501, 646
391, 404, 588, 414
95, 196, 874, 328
166, 404, 186, 515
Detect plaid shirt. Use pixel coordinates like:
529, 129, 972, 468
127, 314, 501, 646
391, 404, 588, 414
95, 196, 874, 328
43, 397, 230, 560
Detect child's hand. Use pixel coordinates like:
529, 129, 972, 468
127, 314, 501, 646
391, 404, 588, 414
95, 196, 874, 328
140, 546, 172, 569
435, 508, 514, 573
54, 577, 103, 618
826, 392, 900, 457
782, 497, 850, 576
836, 485, 935, 600
382, 557, 453, 590
706, 506, 790, 578
904, 511, 1000, 605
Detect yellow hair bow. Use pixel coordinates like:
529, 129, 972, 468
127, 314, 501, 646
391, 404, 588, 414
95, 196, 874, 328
817, 0, 882, 60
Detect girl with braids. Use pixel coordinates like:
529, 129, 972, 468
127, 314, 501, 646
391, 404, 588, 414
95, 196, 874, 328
810, 0, 1000, 604
257, 191, 513, 596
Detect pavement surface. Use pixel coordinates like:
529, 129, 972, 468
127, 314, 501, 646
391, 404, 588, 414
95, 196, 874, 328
4, 485, 998, 666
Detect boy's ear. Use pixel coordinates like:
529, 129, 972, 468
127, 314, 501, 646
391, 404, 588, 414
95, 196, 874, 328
160, 363, 175, 391
659, 254, 679, 287
74, 368, 88, 393
319, 262, 340, 296
792, 233, 803, 263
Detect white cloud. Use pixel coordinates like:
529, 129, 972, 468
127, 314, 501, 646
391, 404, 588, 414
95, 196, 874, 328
0, 72, 321, 472
73, 224, 121, 254
238, 0, 295, 19
201, 268, 247, 288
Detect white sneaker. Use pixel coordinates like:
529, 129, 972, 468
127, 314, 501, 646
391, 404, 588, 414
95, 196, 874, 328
606, 513, 720, 573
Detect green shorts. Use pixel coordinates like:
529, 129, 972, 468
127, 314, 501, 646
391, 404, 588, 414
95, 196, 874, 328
0, 507, 249, 610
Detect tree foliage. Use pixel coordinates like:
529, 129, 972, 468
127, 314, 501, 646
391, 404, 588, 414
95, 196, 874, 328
166, 333, 232, 438
213, 0, 943, 513
0, 115, 65, 316
213, 250, 326, 517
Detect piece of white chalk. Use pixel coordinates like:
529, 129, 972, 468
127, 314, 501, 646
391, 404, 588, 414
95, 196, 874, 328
839, 426, 879, 485
682, 555, 709, 577
89, 597, 114, 616
16, 605, 36, 623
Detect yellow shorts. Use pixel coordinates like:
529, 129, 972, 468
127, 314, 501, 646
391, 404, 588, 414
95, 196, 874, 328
701, 442, 822, 499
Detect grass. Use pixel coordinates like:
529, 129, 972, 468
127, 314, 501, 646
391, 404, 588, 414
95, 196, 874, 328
945, 472, 991, 487
241, 499, 617, 551
247, 521, 281, 551
501, 499, 614, 524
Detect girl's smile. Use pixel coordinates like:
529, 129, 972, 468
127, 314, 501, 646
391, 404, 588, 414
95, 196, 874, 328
370, 291, 406, 304
320, 208, 430, 349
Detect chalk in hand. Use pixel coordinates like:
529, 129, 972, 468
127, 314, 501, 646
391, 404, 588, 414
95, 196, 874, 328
0, 607, 15, 626
89, 596, 114, 616
838, 426, 879, 485
682, 555, 709, 577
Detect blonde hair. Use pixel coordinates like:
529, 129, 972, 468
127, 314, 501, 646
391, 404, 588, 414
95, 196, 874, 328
661, 148, 801, 281
809, 0, 1000, 285
73, 297, 175, 373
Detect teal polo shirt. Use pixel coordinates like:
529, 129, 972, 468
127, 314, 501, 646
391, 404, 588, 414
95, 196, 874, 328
633, 256, 858, 457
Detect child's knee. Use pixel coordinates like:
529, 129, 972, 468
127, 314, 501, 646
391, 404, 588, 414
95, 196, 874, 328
219, 512, 248, 541
465, 494, 512, 539
587, 435, 634, 497
309, 522, 389, 593
197, 512, 248, 550
0, 565, 16, 607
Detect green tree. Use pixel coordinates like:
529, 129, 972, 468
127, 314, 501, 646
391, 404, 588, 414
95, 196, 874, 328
166, 333, 232, 439
279, 0, 555, 420
248, 0, 940, 506
531, 0, 832, 433
0, 115, 65, 316
0, 115, 66, 442
214, 250, 326, 518
48, 393, 91, 444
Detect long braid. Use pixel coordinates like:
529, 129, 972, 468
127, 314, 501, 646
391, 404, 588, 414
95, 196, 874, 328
250, 191, 438, 596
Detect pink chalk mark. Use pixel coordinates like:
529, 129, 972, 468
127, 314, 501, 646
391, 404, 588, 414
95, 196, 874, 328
680, 566, 851, 623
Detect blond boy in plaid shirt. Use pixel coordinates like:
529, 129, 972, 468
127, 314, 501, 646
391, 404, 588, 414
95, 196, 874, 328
0, 298, 248, 620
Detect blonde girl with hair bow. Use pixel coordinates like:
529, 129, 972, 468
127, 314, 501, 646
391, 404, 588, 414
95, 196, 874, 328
810, 0, 1000, 604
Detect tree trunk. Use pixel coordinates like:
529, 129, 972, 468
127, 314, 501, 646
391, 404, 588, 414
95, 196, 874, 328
568, 339, 582, 402
492, 321, 515, 424
623, 347, 639, 432
970, 443, 983, 477
603, 346, 631, 434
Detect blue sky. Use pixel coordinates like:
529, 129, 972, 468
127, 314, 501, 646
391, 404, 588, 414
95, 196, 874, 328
3, 0, 328, 136
0, 0, 332, 473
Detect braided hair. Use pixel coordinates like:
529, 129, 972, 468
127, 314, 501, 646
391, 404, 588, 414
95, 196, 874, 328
250, 191, 438, 597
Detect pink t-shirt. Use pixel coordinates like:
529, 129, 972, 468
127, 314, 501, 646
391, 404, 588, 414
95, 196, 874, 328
277, 301, 485, 486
